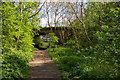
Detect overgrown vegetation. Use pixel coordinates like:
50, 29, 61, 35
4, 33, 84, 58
48, 33, 59, 48
47, 2, 120, 79
2, 2, 40, 79
2, 1, 120, 80
47, 26, 120, 79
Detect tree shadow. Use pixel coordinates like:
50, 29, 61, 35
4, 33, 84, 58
28, 50, 61, 80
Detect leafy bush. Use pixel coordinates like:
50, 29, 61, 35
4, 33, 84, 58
33, 36, 43, 48
2, 51, 33, 79
2, 2, 40, 79
48, 31, 120, 79
47, 2, 120, 79
48, 33, 59, 48
58, 56, 81, 71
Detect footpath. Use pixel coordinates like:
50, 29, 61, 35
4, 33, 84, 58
29, 50, 61, 80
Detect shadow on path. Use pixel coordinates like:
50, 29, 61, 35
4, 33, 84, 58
29, 50, 61, 80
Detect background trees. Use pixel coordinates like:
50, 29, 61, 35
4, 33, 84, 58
47, 2, 120, 79
2, 1, 120, 79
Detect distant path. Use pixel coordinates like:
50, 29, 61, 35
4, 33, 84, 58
29, 50, 61, 80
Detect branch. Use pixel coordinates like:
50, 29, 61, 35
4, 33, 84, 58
28, 0, 47, 19
69, 3, 93, 44
56, 14, 64, 24
56, 7, 66, 15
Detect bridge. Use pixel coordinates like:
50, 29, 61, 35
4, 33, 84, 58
35, 27, 73, 44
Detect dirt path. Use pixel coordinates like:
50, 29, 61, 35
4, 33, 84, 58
29, 50, 61, 80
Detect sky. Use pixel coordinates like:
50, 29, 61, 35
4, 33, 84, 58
39, 2, 80, 27
38, 0, 119, 27
40, 18, 47, 27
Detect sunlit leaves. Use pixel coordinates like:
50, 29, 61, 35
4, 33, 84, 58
2, 2, 40, 79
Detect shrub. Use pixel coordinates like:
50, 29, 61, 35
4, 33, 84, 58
2, 2, 40, 79
2, 51, 33, 79
33, 36, 43, 48
48, 33, 59, 48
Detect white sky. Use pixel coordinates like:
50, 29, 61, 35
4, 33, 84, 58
40, 16, 69, 27
40, 18, 47, 27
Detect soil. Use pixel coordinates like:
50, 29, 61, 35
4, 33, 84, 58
29, 50, 61, 80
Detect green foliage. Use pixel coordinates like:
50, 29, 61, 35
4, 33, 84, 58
2, 1, 120, 80
33, 36, 43, 48
2, 2, 40, 79
2, 51, 32, 79
34, 35, 49, 48
48, 33, 59, 48
41, 42, 49, 47
48, 40, 119, 79
47, 2, 120, 79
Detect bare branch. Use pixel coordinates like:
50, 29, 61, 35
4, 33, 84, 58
28, 0, 47, 19
69, 3, 93, 44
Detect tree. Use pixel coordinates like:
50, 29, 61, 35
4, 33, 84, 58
2, 2, 44, 79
